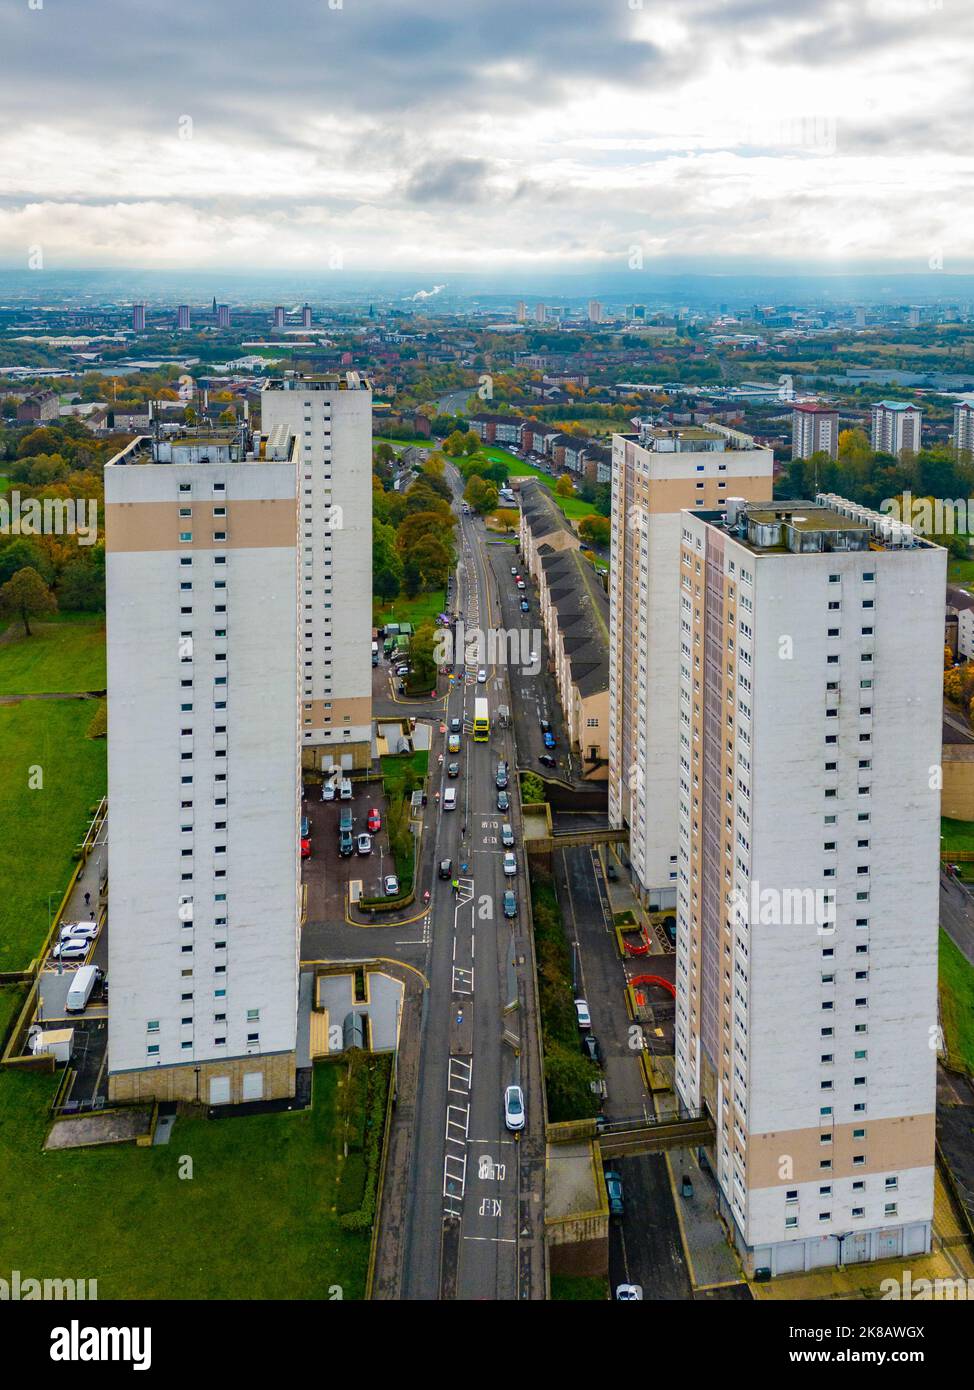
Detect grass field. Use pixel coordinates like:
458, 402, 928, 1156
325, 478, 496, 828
0, 699, 106, 970
0, 613, 106, 695
381, 750, 429, 799
947, 558, 974, 586
939, 928, 974, 1073
551, 1274, 610, 1300
0, 1059, 375, 1299
373, 589, 446, 630
941, 817, 974, 855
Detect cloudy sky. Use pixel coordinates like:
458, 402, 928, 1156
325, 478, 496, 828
0, 0, 970, 275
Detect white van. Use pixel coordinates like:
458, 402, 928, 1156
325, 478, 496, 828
65, 965, 100, 1013
339, 779, 353, 801
443, 787, 457, 811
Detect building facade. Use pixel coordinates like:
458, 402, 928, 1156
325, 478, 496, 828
871, 401, 922, 457
792, 403, 839, 461
953, 401, 974, 455
260, 372, 373, 770
608, 425, 773, 910
675, 497, 944, 1275
104, 427, 301, 1106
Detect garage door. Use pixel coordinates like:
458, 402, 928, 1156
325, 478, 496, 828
242, 1072, 264, 1102
209, 1076, 231, 1106
774, 1241, 806, 1275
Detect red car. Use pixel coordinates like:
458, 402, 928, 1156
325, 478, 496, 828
300, 837, 312, 859
367, 807, 381, 833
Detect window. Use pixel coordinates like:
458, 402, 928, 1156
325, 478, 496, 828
147, 1020, 159, 1033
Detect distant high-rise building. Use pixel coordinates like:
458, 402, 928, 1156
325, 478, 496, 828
907, 307, 922, 328
132, 303, 146, 333
676, 496, 944, 1276
216, 304, 231, 329
302, 304, 313, 329
953, 401, 974, 455
608, 424, 774, 909
871, 401, 922, 457
625, 304, 647, 321
792, 403, 840, 461
176, 304, 191, 331
260, 372, 373, 770
104, 426, 302, 1106
515, 301, 527, 324
854, 308, 867, 328
273, 306, 286, 330
534, 303, 547, 324
588, 300, 603, 324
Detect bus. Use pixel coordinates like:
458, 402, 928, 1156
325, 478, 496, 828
473, 697, 490, 742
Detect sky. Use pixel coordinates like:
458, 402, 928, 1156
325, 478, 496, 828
0, 0, 970, 277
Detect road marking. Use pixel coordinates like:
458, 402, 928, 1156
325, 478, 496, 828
443, 1152, 467, 1203
446, 1104, 470, 1147
452, 965, 474, 994
448, 1057, 472, 1094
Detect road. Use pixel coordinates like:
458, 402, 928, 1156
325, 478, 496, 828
399, 466, 546, 1300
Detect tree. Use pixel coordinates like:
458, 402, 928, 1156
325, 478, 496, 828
555, 474, 575, 498
59, 552, 105, 612
0, 565, 57, 636
464, 475, 498, 515
410, 619, 439, 690
578, 514, 610, 548
0, 538, 51, 586
494, 508, 519, 531
443, 429, 467, 457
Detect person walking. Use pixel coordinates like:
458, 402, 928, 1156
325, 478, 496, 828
84, 891, 91, 907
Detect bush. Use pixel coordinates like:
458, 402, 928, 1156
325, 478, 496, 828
338, 1055, 393, 1233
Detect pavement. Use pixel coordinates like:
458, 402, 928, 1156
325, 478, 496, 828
939, 867, 974, 966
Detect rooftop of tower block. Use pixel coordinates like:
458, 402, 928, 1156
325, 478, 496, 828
104, 424, 297, 468
618, 421, 764, 453
261, 370, 370, 391
691, 495, 941, 555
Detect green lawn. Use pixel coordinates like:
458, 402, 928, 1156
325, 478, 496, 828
0, 613, 106, 695
373, 589, 446, 630
939, 928, 974, 1074
0, 1059, 375, 1299
947, 558, 974, 586
381, 750, 429, 799
0, 983, 27, 1051
941, 818, 974, 855
0, 699, 106, 970
551, 1274, 610, 1300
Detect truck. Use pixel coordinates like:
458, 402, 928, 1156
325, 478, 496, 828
65, 966, 100, 1014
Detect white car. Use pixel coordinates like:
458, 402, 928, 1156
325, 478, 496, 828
356, 833, 372, 856
52, 939, 91, 961
574, 998, 592, 1030
321, 777, 338, 802
384, 874, 400, 896
477, 668, 487, 683
58, 923, 97, 943
339, 779, 353, 800
616, 1284, 643, 1301
504, 1084, 525, 1132
529, 651, 538, 664
503, 851, 517, 877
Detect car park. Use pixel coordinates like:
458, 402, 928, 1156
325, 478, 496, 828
300, 837, 312, 860
582, 1033, 602, 1065
574, 998, 592, 1029
58, 922, 97, 943
539, 753, 557, 769
496, 790, 510, 813
503, 890, 517, 919
447, 733, 461, 754
503, 851, 517, 877
504, 1084, 525, 1132
438, 858, 453, 880
52, 939, 90, 961
367, 807, 381, 832
356, 833, 372, 856
616, 1284, 643, 1301
520, 599, 529, 612
339, 830, 354, 857
501, 823, 515, 848
495, 760, 509, 789
447, 761, 460, 778
384, 874, 400, 896
477, 668, 487, 683
604, 1169, 624, 1217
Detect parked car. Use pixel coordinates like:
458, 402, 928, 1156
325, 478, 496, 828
516, 580, 526, 591
321, 777, 338, 802
501, 823, 515, 848
574, 998, 592, 1030
477, 668, 487, 683
356, 833, 372, 856
539, 753, 557, 769
384, 874, 400, 896
496, 790, 510, 813
495, 760, 509, 790
447, 761, 460, 778
367, 807, 381, 832
438, 858, 453, 880
339, 779, 353, 800
510, 566, 518, 575
339, 831, 354, 857
300, 837, 312, 860
58, 922, 97, 943
300, 814, 309, 838
520, 599, 530, 613
503, 851, 517, 877
504, 1084, 525, 1132
606, 862, 618, 882
543, 731, 556, 749
604, 1169, 624, 1217
539, 718, 552, 733
52, 939, 90, 961
582, 1033, 602, 1065
503, 890, 517, 919
616, 1284, 643, 1301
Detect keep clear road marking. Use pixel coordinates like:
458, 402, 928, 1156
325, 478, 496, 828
446, 1104, 470, 1147
452, 965, 474, 994
448, 1056, 472, 1094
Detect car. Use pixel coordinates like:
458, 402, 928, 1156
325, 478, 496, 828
338, 779, 353, 800
397, 681, 407, 695
529, 651, 539, 665
501, 823, 515, 848
520, 599, 530, 612
513, 573, 521, 582
356, 833, 372, 856
606, 862, 618, 882
574, 998, 592, 1030
449, 717, 462, 734
447, 733, 461, 754
604, 1169, 624, 1217
338, 831, 354, 857
503, 851, 517, 877
393, 663, 410, 676
52, 939, 90, 961
543, 731, 556, 749
384, 874, 400, 896
367, 807, 381, 832
321, 777, 338, 802
58, 922, 97, 943
539, 753, 557, 769
503, 890, 517, 919
447, 761, 460, 778
539, 718, 552, 733
504, 1084, 525, 1132
511, 566, 518, 575
495, 761, 509, 789
496, 790, 510, 813
300, 814, 309, 838
477, 668, 487, 683
516, 580, 526, 591
438, 858, 453, 880
616, 1284, 643, 1301
300, 837, 312, 860
582, 1033, 602, 1065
